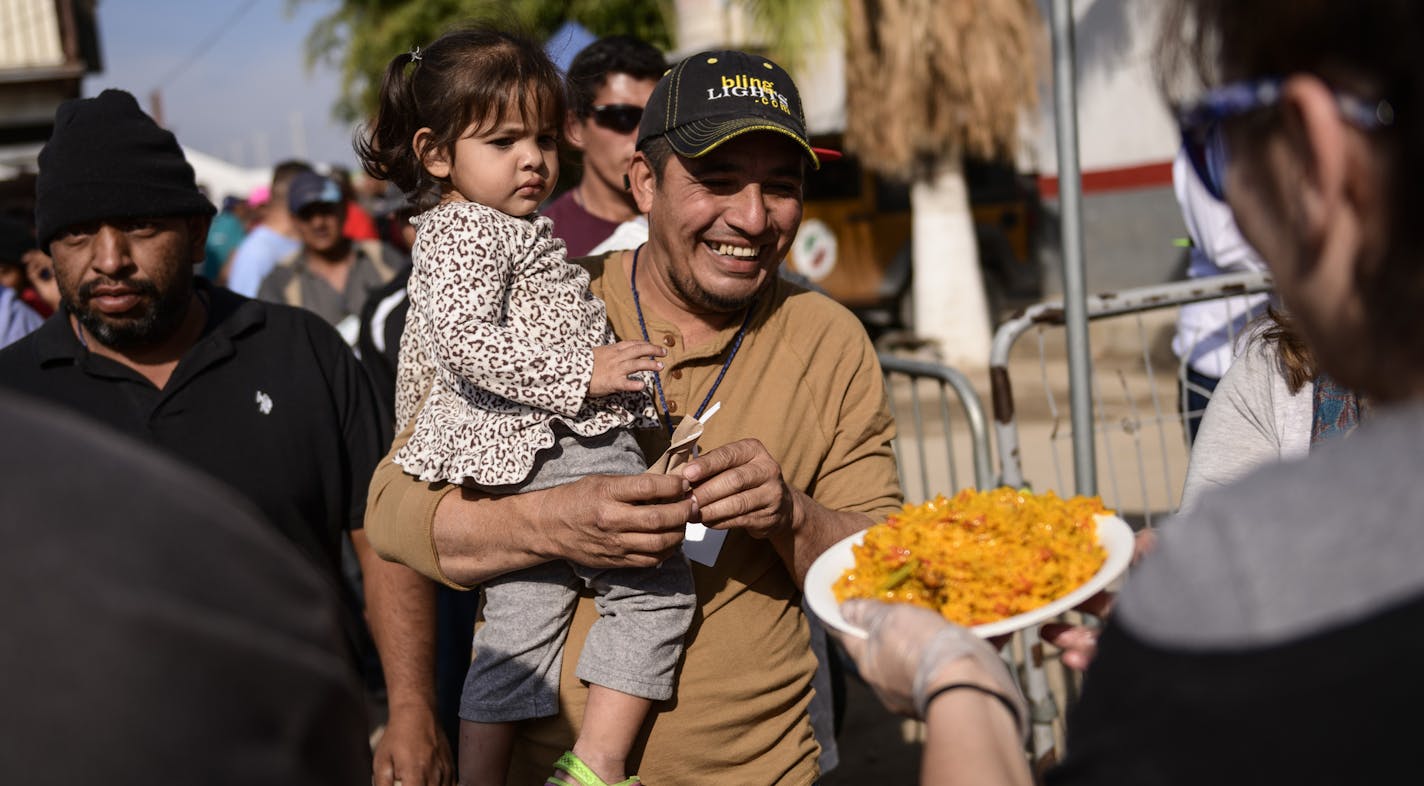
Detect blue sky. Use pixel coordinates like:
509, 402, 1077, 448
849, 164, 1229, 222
84, 0, 357, 169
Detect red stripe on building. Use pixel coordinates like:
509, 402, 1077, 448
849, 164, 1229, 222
1037, 160, 1174, 199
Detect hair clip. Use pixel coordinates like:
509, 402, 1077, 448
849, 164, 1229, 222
409, 46, 423, 63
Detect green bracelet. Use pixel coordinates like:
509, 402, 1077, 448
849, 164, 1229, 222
920, 682, 1022, 728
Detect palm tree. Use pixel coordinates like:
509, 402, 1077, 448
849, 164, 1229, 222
748, 0, 1039, 366
842, 0, 1039, 366
300, 0, 672, 122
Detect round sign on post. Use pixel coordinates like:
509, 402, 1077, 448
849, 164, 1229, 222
791, 218, 838, 281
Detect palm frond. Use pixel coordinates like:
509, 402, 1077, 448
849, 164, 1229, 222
845, 0, 1040, 179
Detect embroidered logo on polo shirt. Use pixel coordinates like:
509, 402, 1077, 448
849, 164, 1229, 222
255, 390, 273, 415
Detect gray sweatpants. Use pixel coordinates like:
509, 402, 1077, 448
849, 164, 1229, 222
459, 427, 696, 723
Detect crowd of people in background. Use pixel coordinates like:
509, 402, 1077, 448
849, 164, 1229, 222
4, 1, 1423, 783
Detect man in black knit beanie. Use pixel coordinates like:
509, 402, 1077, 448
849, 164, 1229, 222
0, 89, 454, 785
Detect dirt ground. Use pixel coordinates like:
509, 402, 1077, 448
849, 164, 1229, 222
822, 676, 925, 784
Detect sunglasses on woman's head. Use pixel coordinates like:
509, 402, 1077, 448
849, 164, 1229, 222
1176, 77, 1394, 202
590, 104, 644, 134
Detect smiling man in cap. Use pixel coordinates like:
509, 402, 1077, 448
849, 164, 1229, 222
366, 51, 902, 783
0, 89, 452, 786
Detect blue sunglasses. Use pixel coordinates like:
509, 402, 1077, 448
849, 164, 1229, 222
1176, 77, 1394, 201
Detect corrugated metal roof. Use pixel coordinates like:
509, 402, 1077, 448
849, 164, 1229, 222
0, 0, 65, 71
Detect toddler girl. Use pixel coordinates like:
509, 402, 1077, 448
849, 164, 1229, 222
356, 27, 694, 786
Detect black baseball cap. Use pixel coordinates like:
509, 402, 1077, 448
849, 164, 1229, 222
637, 50, 831, 169
287, 171, 344, 214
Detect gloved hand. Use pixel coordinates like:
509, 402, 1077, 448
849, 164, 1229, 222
840, 599, 1028, 740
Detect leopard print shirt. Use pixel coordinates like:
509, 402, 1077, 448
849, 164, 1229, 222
393, 200, 657, 486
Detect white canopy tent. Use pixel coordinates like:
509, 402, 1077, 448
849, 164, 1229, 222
182, 148, 269, 206
0, 143, 267, 207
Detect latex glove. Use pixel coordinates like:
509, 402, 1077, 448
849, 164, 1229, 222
841, 599, 1028, 740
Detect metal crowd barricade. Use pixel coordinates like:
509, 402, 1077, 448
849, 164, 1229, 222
878, 354, 995, 497
985, 269, 1275, 765
990, 270, 1275, 509
876, 354, 1037, 762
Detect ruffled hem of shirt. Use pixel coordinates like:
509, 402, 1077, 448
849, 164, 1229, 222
393, 397, 645, 487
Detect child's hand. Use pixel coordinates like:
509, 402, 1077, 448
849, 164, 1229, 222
589, 340, 666, 398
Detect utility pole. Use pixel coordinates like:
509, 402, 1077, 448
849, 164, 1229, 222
149, 89, 165, 127
289, 111, 308, 161
253, 131, 270, 169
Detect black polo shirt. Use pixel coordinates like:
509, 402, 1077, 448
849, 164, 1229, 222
0, 281, 386, 582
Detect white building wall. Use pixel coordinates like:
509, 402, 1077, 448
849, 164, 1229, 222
1031, 0, 1178, 176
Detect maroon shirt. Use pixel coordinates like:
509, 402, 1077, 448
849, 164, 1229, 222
540, 190, 621, 258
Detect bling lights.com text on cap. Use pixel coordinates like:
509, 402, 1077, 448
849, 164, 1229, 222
706, 74, 791, 114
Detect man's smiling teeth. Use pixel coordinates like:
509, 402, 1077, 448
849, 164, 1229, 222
710, 243, 757, 259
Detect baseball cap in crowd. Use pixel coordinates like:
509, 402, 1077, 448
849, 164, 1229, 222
287, 171, 344, 214
636, 50, 837, 169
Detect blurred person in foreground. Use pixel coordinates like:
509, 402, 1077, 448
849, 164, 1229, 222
544, 35, 666, 256
840, 1, 1424, 783
0, 389, 367, 785
0, 89, 451, 786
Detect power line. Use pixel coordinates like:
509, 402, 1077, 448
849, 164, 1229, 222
152, 0, 262, 90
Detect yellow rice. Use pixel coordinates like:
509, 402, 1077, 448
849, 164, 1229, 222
833, 488, 1109, 626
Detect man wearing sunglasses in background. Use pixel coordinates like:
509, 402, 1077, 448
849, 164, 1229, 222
543, 35, 666, 256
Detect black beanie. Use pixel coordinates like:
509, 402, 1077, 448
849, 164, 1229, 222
34, 89, 215, 250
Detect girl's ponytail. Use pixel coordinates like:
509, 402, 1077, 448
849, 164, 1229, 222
354, 49, 430, 207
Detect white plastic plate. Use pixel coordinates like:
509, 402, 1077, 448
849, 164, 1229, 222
805, 513, 1134, 639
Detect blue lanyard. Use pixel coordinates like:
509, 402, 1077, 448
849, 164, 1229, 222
630, 245, 755, 436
